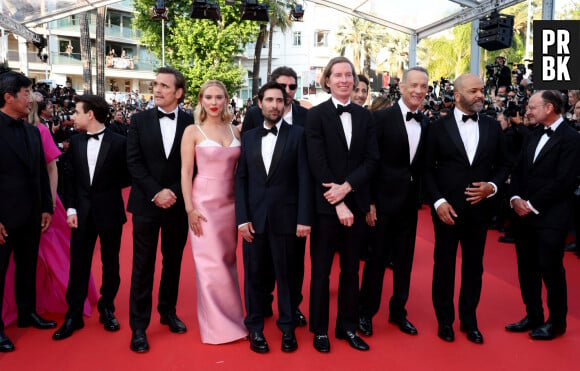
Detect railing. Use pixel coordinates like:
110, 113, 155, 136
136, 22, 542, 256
49, 20, 142, 40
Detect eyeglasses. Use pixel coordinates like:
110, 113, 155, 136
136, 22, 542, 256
280, 84, 297, 91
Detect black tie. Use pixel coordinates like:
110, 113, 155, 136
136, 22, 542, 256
158, 110, 176, 120
462, 113, 478, 122
544, 127, 554, 137
406, 111, 423, 122
260, 126, 278, 137
86, 131, 104, 140
336, 104, 352, 115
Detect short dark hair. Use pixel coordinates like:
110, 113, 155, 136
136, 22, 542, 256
157, 66, 187, 103
37, 100, 49, 116
320, 57, 358, 93
540, 90, 565, 114
0, 71, 32, 108
271, 66, 298, 83
357, 74, 370, 87
75, 94, 110, 124
258, 81, 287, 103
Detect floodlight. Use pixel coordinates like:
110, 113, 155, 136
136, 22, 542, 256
240, 0, 269, 22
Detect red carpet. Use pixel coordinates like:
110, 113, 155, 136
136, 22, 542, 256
1, 201, 578, 370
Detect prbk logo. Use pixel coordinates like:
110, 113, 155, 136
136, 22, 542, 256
534, 21, 580, 89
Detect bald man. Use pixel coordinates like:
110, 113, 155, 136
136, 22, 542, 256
423, 73, 509, 344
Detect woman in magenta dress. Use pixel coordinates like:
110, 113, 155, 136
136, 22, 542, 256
181, 80, 246, 344
1, 102, 98, 326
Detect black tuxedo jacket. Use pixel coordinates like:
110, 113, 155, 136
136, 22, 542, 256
424, 113, 510, 221
64, 128, 131, 230
235, 121, 312, 235
241, 102, 308, 132
372, 103, 428, 215
0, 113, 52, 228
509, 121, 580, 229
306, 98, 379, 215
126, 108, 193, 217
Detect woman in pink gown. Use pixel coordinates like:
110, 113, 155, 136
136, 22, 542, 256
181, 80, 247, 344
1, 109, 98, 326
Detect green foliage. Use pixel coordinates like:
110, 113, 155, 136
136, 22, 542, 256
133, 0, 259, 102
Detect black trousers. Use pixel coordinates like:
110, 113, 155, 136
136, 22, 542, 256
360, 206, 418, 321
129, 208, 188, 331
309, 213, 364, 335
243, 231, 296, 333
65, 213, 123, 321
513, 217, 567, 325
431, 212, 488, 329
0, 223, 41, 330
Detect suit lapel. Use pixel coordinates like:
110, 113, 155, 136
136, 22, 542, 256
78, 134, 91, 187
412, 118, 428, 166
527, 130, 543, 166
443, 116, 470, 165
93, 129, 111, 185
472, 118, 489, 165
393, 105, 411, 164
148, 109, 166, 159
167, 110, 188, 160
325, 100, 349, 150
252, 129, 268, 178
267, 122, 289, 181
533, 126, 561, 165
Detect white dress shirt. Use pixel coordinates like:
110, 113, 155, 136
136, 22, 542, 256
332, 97, 352, 149
159, 107, 179, 159
262, 120, 282, 175
283, 105, 293, 125
397, 98, 422, 163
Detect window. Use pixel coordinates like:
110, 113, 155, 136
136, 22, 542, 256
293, 31, 302, 46
314, 31, 328, 47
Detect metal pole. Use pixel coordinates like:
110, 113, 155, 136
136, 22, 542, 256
162, 18, 165, 66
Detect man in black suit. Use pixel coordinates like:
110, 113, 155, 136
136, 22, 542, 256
236, 81, 312, 353
241, 66, 309, 327
52, 95, 130, 340
359, 67, 429, 337
127, 67, 193, 353
306, 57, 379, 353
506, 90, 580, 340
0, 71, 56, 352
424, 73, 509, 344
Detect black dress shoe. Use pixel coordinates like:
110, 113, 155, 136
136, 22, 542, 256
313, 334, 330, 353
335, 329, 369, 351
17, 312, 57, 329
160, 313, 187, 334
248, 331, 269, 353
99, 308, 120, 332
52, 318, 84, 340
437, 324, 454, 342
389, 316, 418, 335
0, 331, 15, 352
130, 329, 149, 353
529, 322, 566, 340
294, 308, 307, 327
358, 316, 373, 336
505, 316, 543, 333
460, 324, 484, 344
281, 331, 298, 352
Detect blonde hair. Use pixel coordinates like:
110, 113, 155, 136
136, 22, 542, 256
28, 98, 41, 125
194, 80, 233, 124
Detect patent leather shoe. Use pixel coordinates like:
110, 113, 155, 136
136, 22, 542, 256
17, 312, 57, 329
460, 324, 484, 344
358, 316, 373, 336
52, 318, 84, 340
130, 329, 149, 353
505, 316, 543, 333
313, 334, 330, 353
160, 312, 187, 334
281, 331, 298, 352
529, 322, 566, 340
389, 316, 418, 335
249, 331, 269, 353
99, 308, 120, 332
0, 331, 15, 352
335, 329, 369, 351
437, 324, 454, 342
295, 309, 307, 327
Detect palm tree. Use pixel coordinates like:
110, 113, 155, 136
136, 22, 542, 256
80, 12, 92, 94
95, 7, 106, 97
267, 0, 294, 80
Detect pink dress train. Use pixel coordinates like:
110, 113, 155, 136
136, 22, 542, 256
189, 125, 247, 344
1, 124, 98, 326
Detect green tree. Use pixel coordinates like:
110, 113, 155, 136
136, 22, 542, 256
266, 0, 295, 80
133, 0, 258, 103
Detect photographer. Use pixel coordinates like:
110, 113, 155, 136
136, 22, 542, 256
108, 110, 128, 137
495, 57, 512, 92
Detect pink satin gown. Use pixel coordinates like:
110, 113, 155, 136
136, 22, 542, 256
1, 124, 98, 326
189, 124, 247, 344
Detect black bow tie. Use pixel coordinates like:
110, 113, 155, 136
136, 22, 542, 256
406, 111, 423, 122
462, 113, 478, 122
544, 127, 554, 137
260, 125, 278, 137
86, 131, 104, 140
336, 104, 352, 115
158, 110, 176, 120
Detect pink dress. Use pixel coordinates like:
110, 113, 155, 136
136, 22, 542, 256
189, 124, 247, 344
1, 125, 98, 326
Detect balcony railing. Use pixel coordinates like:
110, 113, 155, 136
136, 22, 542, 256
49, 19, 142, 40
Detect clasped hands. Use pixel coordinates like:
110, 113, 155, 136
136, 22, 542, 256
154, 189, 177, 209
323, 182, 355, 227
437, 181, 494, 226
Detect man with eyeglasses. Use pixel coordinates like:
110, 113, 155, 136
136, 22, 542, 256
241, 66, 310, 329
